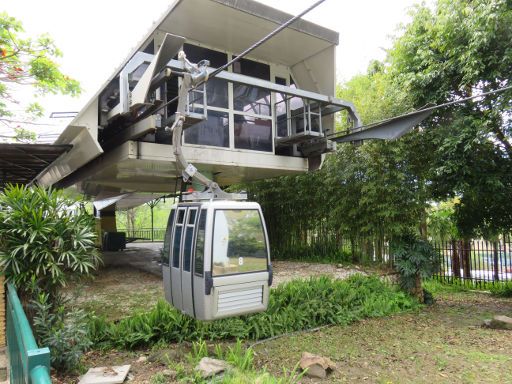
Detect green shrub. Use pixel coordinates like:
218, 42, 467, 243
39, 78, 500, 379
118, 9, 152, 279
0, 185, 100, 300
489, 281, 512, 297
89, 275, 417, 349
391, 234, 439, 302
224, 340, 254, 371
186, 339, 209, 365
32, 292, 92, 372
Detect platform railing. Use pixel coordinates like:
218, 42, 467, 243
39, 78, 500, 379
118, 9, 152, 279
122, 227, 166, 242
6, 283, 51, 384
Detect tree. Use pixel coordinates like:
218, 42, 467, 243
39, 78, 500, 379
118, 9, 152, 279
387, 0, 512, 237
0, 12, 80, 140
245, 62, 429, 263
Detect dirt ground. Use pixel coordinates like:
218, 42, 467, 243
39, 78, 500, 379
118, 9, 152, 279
253, 291, 512, 383
62, 265, 512, 383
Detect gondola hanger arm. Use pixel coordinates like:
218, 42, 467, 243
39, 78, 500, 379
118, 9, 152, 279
167, 52, 246, 201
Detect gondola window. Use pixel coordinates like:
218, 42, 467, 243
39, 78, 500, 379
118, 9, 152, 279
212, 209, 267, 276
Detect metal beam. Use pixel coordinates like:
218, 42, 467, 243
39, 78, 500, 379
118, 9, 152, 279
330, 109, 433, 143
166, 59, 356, 111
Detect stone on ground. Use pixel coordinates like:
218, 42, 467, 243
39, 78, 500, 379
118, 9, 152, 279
299, 352, 336, 379
195, 357, 230, 378
78, 365, 131, 384
162, 369, 177, 379
136, 355, 147, 363
483, 315, 512, 330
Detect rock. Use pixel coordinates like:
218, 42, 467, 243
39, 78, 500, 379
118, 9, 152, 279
78, 365, 131, 384
488, 315, 512, 330
162, 369, 177, 379
299, 352, 336, 379
148, 349, 178, 364
136, 356, 147, 363
482, 319, 492, 328
195, 357, 230, 378
336, 264, 344, 269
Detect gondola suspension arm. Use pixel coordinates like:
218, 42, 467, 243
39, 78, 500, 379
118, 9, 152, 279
166, 52, 246, 201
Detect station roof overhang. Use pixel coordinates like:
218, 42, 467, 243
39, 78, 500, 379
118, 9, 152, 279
147, 0, 339, 67
34, 0, 339, 196
71, 0, 339, 129
0, 143, 72, 187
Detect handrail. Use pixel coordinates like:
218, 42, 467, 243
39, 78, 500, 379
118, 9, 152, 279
6, 283, 51, 384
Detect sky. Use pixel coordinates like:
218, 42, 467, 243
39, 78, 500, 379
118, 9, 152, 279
2, 0, 425, 140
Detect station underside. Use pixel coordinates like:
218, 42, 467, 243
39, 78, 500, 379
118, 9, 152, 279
59, 141, 308, 199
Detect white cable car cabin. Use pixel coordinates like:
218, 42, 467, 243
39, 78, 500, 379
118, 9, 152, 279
162, 200, 272, 321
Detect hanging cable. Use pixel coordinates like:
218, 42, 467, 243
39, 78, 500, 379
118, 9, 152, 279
328, 84, 512, 141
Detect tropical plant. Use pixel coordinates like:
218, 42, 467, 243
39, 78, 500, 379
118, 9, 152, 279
391, 234, 440, 302
88, 275, 417, 349
32, 291, 92, 372
0, 185, 100, 300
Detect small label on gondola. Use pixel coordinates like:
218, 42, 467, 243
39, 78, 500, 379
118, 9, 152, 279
238, 257, 244, 266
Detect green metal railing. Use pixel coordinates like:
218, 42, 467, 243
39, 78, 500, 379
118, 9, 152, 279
6, 283, 51, 384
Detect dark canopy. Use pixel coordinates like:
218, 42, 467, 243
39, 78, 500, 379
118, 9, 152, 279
0, 143, 72, 188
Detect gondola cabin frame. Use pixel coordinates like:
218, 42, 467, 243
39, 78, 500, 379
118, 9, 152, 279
162, 200, 272, 320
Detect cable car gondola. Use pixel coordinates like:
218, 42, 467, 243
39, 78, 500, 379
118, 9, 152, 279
159, 49, 275, 320
162, 200, 272, 320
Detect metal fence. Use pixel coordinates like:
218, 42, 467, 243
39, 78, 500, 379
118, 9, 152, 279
432, 237, 512, 284
6, 283, 51, 384
121, 227, 166, 242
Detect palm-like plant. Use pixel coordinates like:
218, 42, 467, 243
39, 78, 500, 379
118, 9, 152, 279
0, 185, 100, 300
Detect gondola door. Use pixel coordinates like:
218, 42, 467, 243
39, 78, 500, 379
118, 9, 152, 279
162, 209, 175, 304
170, 207, 186, 310
180, 207, 198, 316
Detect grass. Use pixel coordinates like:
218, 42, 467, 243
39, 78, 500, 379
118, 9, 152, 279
146, 340, 305, 384
424, 278, 512, 298
55, 267, 512, 383
253, 288, 512, 383
87, 275, 417, 349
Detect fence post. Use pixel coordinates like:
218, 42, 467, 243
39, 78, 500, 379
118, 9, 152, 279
461, 239, 471, 279
493, 241, 500, 282
451, 239, 461, 279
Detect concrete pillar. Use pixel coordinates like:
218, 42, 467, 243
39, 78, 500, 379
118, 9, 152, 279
99, 208, 117, 233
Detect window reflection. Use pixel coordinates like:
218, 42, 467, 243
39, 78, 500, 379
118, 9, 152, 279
172, 225, 182, 268
183, 228, 193, 272
194, 210, 207, 276
212, 210, 268, 276
233, 85, 271, 116
206, 78, 228, 109
185, 110, 229, 147
162, 209, 175, 265
234, 115, 272, 152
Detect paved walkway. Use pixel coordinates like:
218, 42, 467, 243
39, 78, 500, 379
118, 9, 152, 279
102, 242, 164, 277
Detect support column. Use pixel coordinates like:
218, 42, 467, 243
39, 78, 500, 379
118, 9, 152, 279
99, 208, 117, 233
